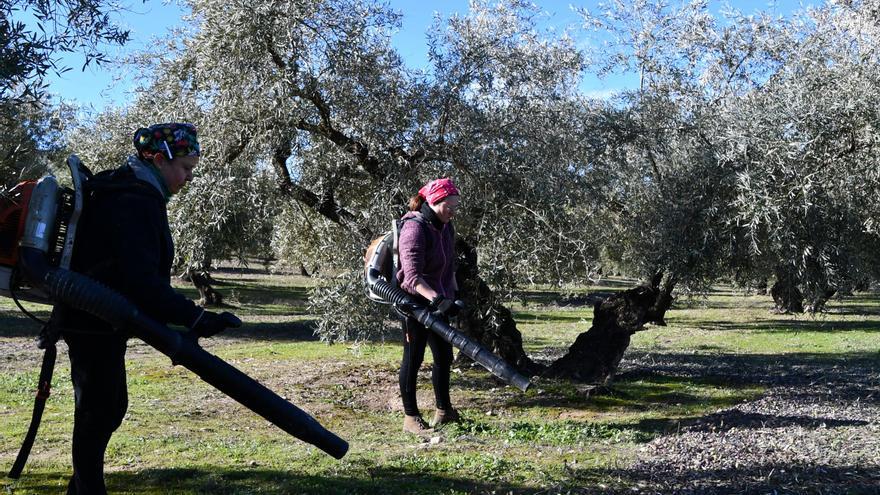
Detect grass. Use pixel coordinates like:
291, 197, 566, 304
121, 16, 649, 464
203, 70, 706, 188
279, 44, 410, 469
1, 272, 878, 494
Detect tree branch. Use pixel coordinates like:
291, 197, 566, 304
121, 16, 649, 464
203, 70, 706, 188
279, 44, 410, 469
264, 34, 457, 183
270, 142, 356, 225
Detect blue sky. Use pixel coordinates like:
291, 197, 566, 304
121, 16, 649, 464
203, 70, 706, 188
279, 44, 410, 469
43, 0, 805, 110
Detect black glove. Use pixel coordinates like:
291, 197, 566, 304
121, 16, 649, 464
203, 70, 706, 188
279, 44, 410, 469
430, 295, 465, 317
192, 310, 242, 338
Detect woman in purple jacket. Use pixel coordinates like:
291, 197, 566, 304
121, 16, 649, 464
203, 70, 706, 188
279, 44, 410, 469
396, 178, 463, 434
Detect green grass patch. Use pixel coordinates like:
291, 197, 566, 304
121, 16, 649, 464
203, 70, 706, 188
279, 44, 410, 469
445, 417, 654, 445
2, 275, 878, 494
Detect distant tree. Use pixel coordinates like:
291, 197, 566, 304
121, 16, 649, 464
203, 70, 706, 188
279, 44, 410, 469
571, 0, 775, 318
578, 0, 880, 313
716, 0, 880, 312
0, 98, 73, 187
541, 0, 880, 381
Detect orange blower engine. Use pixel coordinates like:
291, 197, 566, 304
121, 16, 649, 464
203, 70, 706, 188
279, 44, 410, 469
0, 156, 85, 306
0, 181, 36, 264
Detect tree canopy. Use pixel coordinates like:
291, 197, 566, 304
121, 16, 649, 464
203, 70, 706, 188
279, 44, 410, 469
57, 0, 880, 344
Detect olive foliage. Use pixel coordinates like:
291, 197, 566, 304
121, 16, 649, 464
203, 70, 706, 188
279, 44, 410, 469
578, 0, 880, 309
0, 0, 130, 103
720, 1, 880, 307
103, 0, 610, 339
74, 0, 880, 342
0, 98, 73, 187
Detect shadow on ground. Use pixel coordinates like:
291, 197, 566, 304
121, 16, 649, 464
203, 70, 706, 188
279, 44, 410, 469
679, 409, 868, 431
569, 462, 880, 494
1, 466, 533, 495
618, 351, 880, 388
695, 318, 880, 333
220, 320, 321, 342
0, 311, 51, 337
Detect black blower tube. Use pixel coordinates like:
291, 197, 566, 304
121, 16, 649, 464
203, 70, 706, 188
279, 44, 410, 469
367, 269, 530, 392
19, 247, 349, 459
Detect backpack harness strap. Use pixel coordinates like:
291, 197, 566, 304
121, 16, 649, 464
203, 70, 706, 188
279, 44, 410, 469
8, 318, 61, 479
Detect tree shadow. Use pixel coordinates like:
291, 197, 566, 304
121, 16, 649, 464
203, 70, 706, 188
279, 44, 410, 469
620, 351, 879, 382
447, 350, 880, 442
615, 352, 880, 386
569, 462, 880, 494
213, 264, 273, 276
0, 310, 48, 337
173, 283, 311, 309
679, 409, 868, 432
2, 466, 535, 495
511, 279, 638, 307
217, 320, 320, 342
579, 412, 854, 443
551, 292, 615, 308
491, 374, 761, 413
619, 351, 880, 407
513, 311, 592, 323
696, 318, 880, 333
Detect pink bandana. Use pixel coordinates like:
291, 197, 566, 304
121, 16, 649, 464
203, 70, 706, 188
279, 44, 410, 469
418, 178, 460, 205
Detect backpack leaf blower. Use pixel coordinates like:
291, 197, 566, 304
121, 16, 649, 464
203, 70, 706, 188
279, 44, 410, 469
3, 157, 347, 479
365, 232, 531, 392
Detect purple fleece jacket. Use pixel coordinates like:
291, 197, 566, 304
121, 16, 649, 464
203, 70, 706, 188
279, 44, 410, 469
396, 211, 457, 300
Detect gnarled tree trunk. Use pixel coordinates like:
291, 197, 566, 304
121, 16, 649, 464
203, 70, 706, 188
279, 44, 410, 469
646, 271, 677, 326
543, 284, 665, 384
189, 270, 225, 307
454, 241, 678, 383
805, 287, 836, 314
771, 266, 804, 313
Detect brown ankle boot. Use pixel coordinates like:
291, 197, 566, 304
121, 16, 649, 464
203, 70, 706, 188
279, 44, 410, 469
431, 407, 460, 427
403, 414, 432, 434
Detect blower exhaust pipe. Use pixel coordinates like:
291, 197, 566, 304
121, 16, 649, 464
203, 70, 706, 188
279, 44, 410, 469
367, 267, 530, 392
19, 176, 348, 459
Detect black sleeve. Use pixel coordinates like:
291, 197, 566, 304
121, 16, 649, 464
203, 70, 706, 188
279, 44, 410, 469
101, 191, 201, 328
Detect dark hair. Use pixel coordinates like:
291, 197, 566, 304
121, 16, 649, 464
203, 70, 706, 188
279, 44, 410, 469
408, 193, 425, 211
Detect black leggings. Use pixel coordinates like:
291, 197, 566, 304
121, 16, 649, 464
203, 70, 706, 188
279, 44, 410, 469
399, 316, 453, 417
63, 331, 129, 495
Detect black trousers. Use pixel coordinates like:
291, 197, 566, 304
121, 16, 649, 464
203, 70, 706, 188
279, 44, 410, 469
63, 331, 128, 495
399, 316, 453, 417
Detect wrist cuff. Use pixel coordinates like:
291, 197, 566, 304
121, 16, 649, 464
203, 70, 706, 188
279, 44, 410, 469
190, 309, 206, 329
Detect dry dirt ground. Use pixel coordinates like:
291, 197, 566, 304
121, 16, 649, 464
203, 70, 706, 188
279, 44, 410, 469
219, 343, 880, 494
590, 352, 880, 494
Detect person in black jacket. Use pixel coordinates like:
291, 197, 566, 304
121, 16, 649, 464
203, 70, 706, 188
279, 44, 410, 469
56, 123, 240, 495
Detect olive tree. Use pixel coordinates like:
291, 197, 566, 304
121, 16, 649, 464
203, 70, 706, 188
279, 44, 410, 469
717, 0, 880, 312
576, 0, 880, 309
540, 0, 880, 381
120, 0, 605, 348
566, 0, 777, 320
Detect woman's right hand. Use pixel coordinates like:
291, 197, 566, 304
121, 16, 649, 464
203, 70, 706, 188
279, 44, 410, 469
430, 295, 465, 317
